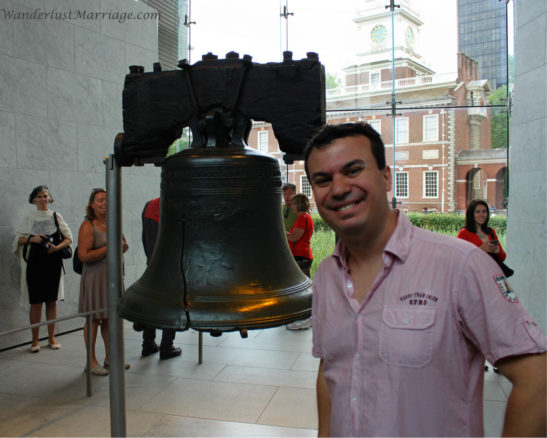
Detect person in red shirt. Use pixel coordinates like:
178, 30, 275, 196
457, 199, 506, 262
137, 197, 182, 360
457, 199, 508, 373
286, 193, 314, 330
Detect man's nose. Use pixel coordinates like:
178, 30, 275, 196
331, 174, 351, 197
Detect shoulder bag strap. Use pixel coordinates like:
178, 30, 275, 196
22, 234, 33, 263
53, 211, 63, 234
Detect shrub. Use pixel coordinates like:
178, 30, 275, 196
312, 213, 332, 232
407, 212, 506, 234
309, 212, 507, 278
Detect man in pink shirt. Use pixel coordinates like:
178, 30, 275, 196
304, 122, 547, 437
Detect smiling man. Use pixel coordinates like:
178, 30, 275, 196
304, 123, 546, 437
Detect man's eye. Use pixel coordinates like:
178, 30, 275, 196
346, 166, 363, 176
313, 178, 330, 186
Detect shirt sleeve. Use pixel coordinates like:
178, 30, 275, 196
491, 228, 506, 262
292, 214, 307, 231
55, 212, 73, 241
457, 248, 547, 364
13, 213, 31, 253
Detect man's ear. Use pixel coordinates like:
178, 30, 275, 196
383, 166, 392, 192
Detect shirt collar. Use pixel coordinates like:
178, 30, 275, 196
332, 209, 412, 268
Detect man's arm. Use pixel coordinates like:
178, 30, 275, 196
317, 359, 331, 437
497, 352, 546, 437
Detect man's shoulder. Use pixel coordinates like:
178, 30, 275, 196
409, 224, 479, 260
314, 251, 343, 281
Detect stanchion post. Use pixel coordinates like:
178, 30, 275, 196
106, 148, 127, 437
86, 313, 92, 397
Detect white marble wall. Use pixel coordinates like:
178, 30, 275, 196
507, 0, 547, 333
0, 0, 164, 349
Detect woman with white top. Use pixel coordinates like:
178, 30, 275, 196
14, 185, 72, 352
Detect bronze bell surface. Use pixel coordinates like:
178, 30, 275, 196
118, 146, 312, 334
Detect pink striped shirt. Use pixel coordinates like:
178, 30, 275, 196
312, 211, 546, 437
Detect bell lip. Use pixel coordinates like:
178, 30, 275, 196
118, 287, 312, 332
118, 308, 312, 333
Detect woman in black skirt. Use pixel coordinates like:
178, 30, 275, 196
14, 186, 72, 352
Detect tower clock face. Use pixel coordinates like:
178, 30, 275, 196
371, 24, 388, 44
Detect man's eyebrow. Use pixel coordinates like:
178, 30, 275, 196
310, 171, 331, 181
341, 159, 365, 170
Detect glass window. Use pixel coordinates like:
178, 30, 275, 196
423, 171, 438, 198
300, 175, 311, 198
395, 172, 408, 198
258, 130, 268, 153
395, 117, 409, 144
368, 119, 381, 134
423, 114, 439, 141
371, 72, 380, 87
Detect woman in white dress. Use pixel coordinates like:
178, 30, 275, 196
14, 185, 72, 352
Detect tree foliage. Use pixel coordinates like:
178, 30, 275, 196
489, 85, 509, 149
326, 72, 341, 90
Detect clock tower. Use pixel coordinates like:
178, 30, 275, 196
353, 0, 423, 65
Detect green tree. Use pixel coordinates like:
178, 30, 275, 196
166, 128, 192, 156
489, 85, 509, 149
326, 72, 341, 90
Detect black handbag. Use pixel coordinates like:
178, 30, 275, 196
73, 246, 83, 274
492, 256, 514, 277
489, 229, 513, 277
52, 212, 73, 259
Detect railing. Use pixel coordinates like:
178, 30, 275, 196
0, 308, 106, 397
326, 72, 457, 99
0, 307, 206, 399
0, 308, 206, 399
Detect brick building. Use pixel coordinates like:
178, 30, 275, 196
247, 0, 507, 213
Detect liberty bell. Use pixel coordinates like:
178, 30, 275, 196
116, 52, 325, 334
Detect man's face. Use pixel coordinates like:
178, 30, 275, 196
307, 135, 391, 237
282, 189, 295, 205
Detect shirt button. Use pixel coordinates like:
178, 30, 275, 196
355, 353, 360, 359
402, 317, 409, 325
352, 396, 357, 402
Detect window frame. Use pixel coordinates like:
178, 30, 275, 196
423, 114, 439, 142
423, 171, 439, 198
258, 130, 268, 153
367, 119, 381, 135
395, 117, 409, 144
395, 171, 409, 198
300, 175, 312, 198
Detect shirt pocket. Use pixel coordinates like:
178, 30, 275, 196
379, 306, 436, 368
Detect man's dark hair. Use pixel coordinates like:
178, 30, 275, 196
304, 122, 386, 180
464, 199, 490, 235
282, 183, 296, 192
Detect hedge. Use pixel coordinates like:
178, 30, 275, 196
312, 212, 506, 234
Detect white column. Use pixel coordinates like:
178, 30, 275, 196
507, 0, 547, 332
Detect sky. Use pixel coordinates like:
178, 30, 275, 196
188, 0, 459, 77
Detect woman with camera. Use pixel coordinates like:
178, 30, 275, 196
14, 185, 73, 352
457, 199, 506, 262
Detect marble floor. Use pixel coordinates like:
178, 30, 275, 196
0, 321, 511, 437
